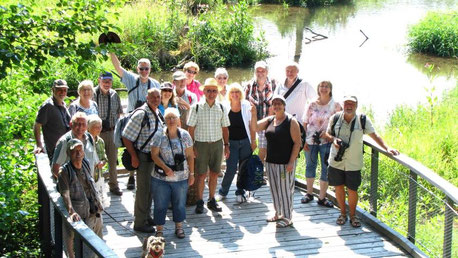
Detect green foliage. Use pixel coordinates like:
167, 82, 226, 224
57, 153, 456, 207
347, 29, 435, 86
0, 0, 122, 80
256, 0, 348, 7
188, 1, 269, 69
0, 75, 47, 255
408, 11, 458, 57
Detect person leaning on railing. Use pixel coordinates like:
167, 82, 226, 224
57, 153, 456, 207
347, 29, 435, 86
57, 138, 103, 258
324, 95, 399, 228
150, 108, 195, 239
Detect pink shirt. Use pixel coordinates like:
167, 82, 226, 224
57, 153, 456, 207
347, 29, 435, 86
303, 99, 342, 145
187, 80, 203, 101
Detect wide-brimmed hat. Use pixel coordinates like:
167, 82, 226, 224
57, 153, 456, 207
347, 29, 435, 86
199, 78, 223, 91
98, 32, 121, 45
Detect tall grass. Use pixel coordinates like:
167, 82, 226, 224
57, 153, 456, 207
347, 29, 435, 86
408, 11, 458, 58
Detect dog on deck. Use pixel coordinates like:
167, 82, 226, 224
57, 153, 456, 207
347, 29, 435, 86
142, 235, 165, 258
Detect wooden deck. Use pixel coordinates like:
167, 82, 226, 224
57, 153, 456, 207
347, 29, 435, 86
102, 174, 408, 257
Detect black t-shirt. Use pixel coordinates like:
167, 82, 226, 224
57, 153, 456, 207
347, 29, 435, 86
265, 116, 294, 164
228, 110, 248, 140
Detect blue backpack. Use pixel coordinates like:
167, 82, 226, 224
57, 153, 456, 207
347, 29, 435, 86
236, 155, 264, 191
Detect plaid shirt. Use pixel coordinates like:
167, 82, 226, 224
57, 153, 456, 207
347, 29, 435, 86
122, 103, 164, 153
187, 101, 230, 142
93, 87, 123, 128
244, 78, 277, 120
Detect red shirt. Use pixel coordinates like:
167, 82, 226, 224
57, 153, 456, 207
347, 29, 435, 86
187, 80, 203, 101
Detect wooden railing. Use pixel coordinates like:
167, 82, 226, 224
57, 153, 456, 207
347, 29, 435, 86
36, 153, 118, 258
296, 136, 457, 258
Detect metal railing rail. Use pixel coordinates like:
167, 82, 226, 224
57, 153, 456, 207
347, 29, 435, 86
297, 136, 457, 258
36, 153, 118, 258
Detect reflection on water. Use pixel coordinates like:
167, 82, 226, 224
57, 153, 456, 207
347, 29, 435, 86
157, 0, 457, 124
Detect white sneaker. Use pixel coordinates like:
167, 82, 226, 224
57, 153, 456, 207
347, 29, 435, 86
236, 195, 246, 204
215, 193, 226, 202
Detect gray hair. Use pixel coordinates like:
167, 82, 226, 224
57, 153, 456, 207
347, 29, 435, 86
214, 67, 228, 78
137, 58, 151, 67
77, 80, 94, 95
285, 61, 300, 72
71, 111, 88, 124
87, 114, 102, 129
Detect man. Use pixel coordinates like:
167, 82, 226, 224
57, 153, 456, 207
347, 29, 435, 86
34, 79, 71, 160
58, 139, 103, 258
274, 62, 317, 124
173, 70, 197, 130
122, 88, 164, 233
110, 52, 160, 189
325, 96, 399, 228
244, 61, 277, 162
52, 112, 99, 180
187, 78, 230, 214
93, 71, 123, 196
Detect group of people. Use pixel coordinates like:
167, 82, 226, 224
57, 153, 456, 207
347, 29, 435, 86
34, 53, 399, 254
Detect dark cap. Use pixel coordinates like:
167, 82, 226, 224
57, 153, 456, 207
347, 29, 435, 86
53, 79, 68, 88
99, 71, 113, 80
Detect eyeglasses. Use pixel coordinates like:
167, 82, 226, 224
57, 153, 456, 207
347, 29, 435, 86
205, 89, 218, 93
165, 116, 178, 120
186, 70, 197, 74
217, 77, 228, 80
139, 67, 150, 71
319, 85, 331, 88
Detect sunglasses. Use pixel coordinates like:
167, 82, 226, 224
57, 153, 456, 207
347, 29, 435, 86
161, 89, 173, 92
217, 77, 228, 80
186, 70, 197, 74
205, 89, 218, 93
139, 67, 150, 71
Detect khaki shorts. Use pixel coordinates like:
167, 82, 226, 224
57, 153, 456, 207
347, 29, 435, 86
194, 140, 223, 175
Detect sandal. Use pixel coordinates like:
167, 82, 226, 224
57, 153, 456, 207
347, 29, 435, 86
317, 198, 334, 208
301, 194, 314, 204
175, 228, 185, 239
350, 216, 361, 228
336, 214, 347, 225
266, 215, 281, 223
276, 218, 293, 228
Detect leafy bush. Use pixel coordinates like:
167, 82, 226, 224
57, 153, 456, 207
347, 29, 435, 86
256, 0, 348, 7
408, 11, 458, 57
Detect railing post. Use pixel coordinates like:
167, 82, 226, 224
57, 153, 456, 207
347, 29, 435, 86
443, 197, 454, 258
370, 148, 379, 216
38, 175, 53, 257
74, 233, 84, 258
407, 170, 417, 243
54, 206, 63, 258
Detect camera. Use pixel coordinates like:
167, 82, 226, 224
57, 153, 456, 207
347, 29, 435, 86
312, 131, 321, 145
134, 100, 145, 109
334, 140, 349, 162
173, 153, 185, 171
102, 119, 110, 131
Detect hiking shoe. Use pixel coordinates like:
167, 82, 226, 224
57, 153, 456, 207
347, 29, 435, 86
207, 198, 222, 212
127, 176, 135, 190
215, 193, 226, 202
195, 199, 205, 214
133, 224, 155, 233
236, 194, 247, 204
147, 216, 155, 226
109, 187, 123, 196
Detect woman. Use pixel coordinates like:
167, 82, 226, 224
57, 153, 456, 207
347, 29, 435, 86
301, 81, 342, 207
216, 83, 256, 203
87, 114, 108, 207
68, 80, 98, 117
158, 82, 178, 115
214, 68, 229, 103
251, 95, 301, 228
150, 108, 194, 239
184, 61, 203, 100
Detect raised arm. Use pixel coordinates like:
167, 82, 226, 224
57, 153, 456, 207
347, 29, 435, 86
110, 52, 124, 78
249, 102, 270, 132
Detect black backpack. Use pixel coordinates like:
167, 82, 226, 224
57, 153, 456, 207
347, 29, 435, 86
114, 107, 150, 148
236, 155, 264, 191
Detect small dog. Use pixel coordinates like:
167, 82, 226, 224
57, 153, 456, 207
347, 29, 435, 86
142, 235, 165, 258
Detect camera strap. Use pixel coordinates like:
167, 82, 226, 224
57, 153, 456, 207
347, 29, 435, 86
166, 128, 185, 166
336, 113, 357, 145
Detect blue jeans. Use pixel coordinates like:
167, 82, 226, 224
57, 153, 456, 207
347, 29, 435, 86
305, 143, 331, 181
150, 177, 188, 225
219, 138, 252, 196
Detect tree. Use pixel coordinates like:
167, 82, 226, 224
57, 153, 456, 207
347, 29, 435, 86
0, 0, 122, 80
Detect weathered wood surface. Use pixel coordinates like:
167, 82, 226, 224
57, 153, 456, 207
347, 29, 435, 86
102, 175, 408, 257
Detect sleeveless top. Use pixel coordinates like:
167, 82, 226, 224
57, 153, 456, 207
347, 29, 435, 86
265, 115, 294, 164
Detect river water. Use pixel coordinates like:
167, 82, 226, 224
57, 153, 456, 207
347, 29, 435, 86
158, 0, 457, 125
